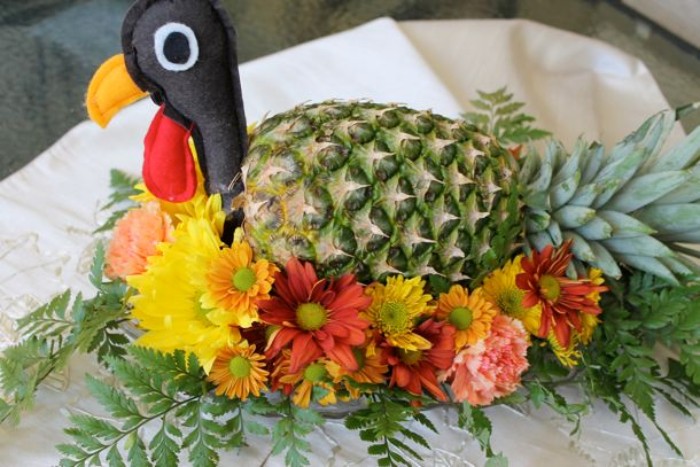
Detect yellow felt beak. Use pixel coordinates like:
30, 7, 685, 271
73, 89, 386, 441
86, 54, 148, 128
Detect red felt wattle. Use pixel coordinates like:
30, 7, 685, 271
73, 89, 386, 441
143, 105, 197, 202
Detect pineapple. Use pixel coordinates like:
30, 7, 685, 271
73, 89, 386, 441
239, 100, 700, 285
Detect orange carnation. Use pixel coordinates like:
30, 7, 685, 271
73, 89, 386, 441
105, 202, 174, 280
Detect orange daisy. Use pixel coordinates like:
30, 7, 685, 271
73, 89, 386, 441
202, 240, 278, 327
271, 351, 336, 408
259, 258, 371, 373
207, 343, 268, 400
385, 319, 456, 401
516, 240, 607, 348
435, 285, 497, 350
327, 346, 388, 399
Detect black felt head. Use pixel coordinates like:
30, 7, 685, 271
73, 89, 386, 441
121, 0, 247, 212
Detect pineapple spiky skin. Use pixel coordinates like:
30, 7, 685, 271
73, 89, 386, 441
239, 101, 522, 284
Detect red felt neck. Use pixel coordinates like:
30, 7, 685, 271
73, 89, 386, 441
143, 105, 197, 202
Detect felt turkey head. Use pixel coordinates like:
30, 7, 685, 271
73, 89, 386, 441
86, 0, 247, 209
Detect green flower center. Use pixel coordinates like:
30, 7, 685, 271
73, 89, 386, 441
449, 307, 474, 330
296, 303, 328, 331
497, 289, 525, 317
398, 349, 423, 366
303, 363, 327, 382
539, 274, 561, 301
379, 302, 410, 333
228, 356, 252, 378
232, 267, 256, 292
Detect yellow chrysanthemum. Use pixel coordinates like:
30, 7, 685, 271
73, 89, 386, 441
578, 311, 600, 345
435, 285, 497, 350
207, 343, 268, 400
134, 184, 225, 236
482, 255, 541, 336
363, 276, 433, 351
547, 333, 582, 367
201, 240, 278, 327
547, 301, 599, 366
132, 141, 225, 235
128, 217, 240, 372
586, 268, 605, 304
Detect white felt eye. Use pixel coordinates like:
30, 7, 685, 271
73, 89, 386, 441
153, 22, 199, 72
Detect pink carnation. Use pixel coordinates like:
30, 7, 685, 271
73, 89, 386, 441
442, 314, 529, 406
105, 202, 174, 280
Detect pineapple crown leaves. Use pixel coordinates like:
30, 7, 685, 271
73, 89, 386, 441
0, 244, 130, 426
519, 108, 700, 282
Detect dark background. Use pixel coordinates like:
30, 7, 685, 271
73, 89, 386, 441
1, 0, 699, 180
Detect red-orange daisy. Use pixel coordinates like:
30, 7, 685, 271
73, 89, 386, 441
516, 240, 607, 348
385, 319, 456, 401
258, 258, 371, 373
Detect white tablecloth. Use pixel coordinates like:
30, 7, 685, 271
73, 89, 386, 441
0, 18, 697, 466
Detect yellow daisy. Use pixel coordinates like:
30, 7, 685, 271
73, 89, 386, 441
128, 217, 240, 372
482, 255, 541, 336
363, 276, 434, 351
578, 312, 600, 345
207, 343, 268, 400
435, 285, 497, 350
201, 240, 278, 327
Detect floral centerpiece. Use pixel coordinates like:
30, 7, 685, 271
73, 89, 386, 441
1, 89, 699, 467
1, 1, 700, 466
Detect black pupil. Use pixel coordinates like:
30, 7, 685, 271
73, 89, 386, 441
163, 31, 190, 65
